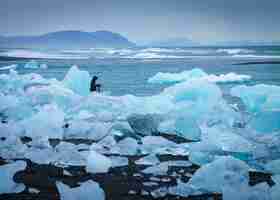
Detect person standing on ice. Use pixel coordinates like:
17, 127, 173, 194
90, 76, 101, 92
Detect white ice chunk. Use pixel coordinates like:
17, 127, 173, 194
135, 154, 160, 165
21, 104, 65, 139
188, 156, 250, 193
86, 150, 112, 173
110, 156, 129, 168
56, 180, 105, 200
0, 161, 26, 194
115, 137, 139, 155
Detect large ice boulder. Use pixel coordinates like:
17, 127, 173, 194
0, 161, 26, 194
62, 65, 91, 96
56, 180, 105, 200
21, 104, 65, 139
231, 85, 280, 133
231, 84, 280, 113
188, 156, 250, 193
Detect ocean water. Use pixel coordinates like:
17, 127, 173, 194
0, 46, 280, 96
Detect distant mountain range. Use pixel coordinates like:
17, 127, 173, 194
213, 40, 280, 46
0, 31, 136, 48
146, 38, 199, 47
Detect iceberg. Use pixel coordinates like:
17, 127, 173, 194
231, 84, 280, 133
56, 180, 105, 200
62, 65, 91, 96
0, 161, 26, 194
148, 68, 207, 84
148, 68, 251, 84
188, 156, 250, 193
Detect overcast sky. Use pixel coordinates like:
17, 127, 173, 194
1, 0, 279, 44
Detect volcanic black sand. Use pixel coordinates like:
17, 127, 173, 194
0, 133, 274, 200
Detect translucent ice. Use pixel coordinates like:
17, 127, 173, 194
62, 65, 91, 96
56, 180, 105, 200
24, 60, 39, 69
127, 114, 160, 136
223, 182, 271, 200
231, 84, 280, 133
188, 156, 250, 193
0, 161, 26, 194
86, 150, 112, 173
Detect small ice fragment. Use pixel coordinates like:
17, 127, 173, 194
116, 137, 139, 155
86, 150, 112, 173
24, 60, 39, 69
39, 63, 48, 69
110, 156, 128, 168
135, 154, 160, 165
56, 180, 105, 200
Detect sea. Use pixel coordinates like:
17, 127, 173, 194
0, 46, 280, 96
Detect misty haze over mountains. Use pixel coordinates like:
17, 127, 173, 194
0, 31, 135, 48
0, 30, 280, 49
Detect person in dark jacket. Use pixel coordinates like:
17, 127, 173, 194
90, 76, 101, 92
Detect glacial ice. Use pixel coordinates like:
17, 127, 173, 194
223, 182, 271, 200
231, 84, 280, 133
86, 150, 112, 173
0, 161, 26, 194
56, 180, 105, 200
148, 68, 251, 84
188, 156, 250, 193
21, 104, 65, 139
135, 154, 160, 165
62, 65, 91, 96
0, 66, 279, 198
24, 60, 39, 69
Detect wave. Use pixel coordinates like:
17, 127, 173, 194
0, 64, 17, 71
216, 48, 255, 55
0, 50, 90, 59
148, 68, 251, 84
125, 52, 185, 59
232, 54, 280, 59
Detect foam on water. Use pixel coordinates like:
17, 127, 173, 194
0, 49, 90, 59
